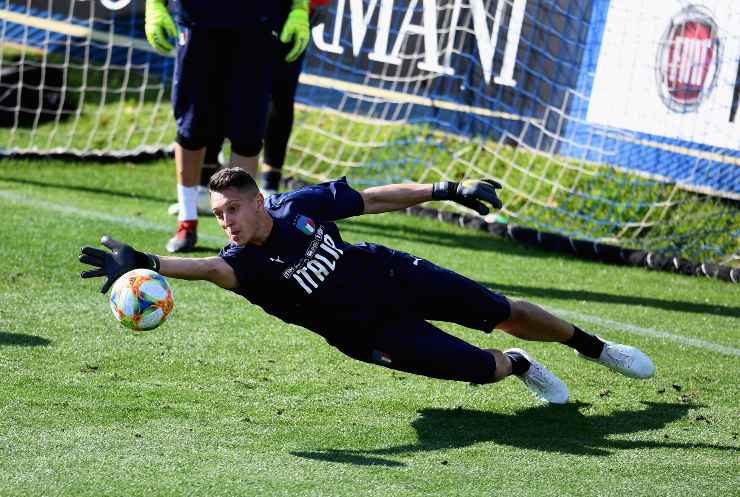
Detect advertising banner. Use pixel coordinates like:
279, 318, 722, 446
586, 0, 739, 151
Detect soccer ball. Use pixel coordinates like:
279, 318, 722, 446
110, 269, 174, 331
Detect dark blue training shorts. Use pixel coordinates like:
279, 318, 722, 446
387, 251, 511, 331
172, 24, 278, 155
323, 252, 511, 384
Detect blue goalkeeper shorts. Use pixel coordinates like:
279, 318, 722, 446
172, 24, 278, 156
321, 252, 511, 384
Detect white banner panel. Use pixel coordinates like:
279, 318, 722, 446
587, 0, 739, 150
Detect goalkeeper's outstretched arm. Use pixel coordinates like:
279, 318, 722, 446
360, 183, 432, 214
361, 179, 503, 216
79, 236, 237, 293
157, 256, 237, 289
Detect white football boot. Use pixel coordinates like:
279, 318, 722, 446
506, 348, 569, 404
168, 185, 213, 216
577, 340, 655, 379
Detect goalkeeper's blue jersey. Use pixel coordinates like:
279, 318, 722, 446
171, 1, 282, 29
219, 179, 398, 334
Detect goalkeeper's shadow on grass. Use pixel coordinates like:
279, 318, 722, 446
0, 331, 51, 347
291, 401, 735, 467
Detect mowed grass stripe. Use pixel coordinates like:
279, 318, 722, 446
548, 306, 740, 357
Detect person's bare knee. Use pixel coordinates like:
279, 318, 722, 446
497, 300, 532, 338
497, 299, 574, 342
230, 153, 259, 178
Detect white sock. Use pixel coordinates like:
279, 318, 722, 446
177, 184, 198, 221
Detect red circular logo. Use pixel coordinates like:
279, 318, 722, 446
655, 5, 721, 112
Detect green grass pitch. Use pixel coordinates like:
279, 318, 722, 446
0, 159, 738, 497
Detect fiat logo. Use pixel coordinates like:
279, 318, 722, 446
655, 5, 721, 113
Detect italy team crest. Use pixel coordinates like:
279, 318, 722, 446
295, 215, 316, 235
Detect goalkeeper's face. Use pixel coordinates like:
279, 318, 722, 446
210, 187, 266, 246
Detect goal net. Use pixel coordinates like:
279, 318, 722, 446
1, 0, 738, 266
0, 0, 174, 156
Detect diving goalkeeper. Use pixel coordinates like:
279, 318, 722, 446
79, 169, 655, 404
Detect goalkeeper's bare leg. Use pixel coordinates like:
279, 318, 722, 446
230, 152, 258, 178
498, 299, 656, 379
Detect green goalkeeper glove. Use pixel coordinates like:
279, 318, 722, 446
280, 0, 310, 63
79, 236, 160, 294
145, 0, 177, 55
432, 179, 503, 215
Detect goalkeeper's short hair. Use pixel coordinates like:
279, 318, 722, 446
208, 167, 259, 196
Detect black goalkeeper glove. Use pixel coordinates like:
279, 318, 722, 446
431, 179, 503, 215
79, 236, 160, 294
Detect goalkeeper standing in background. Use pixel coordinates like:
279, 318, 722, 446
144, 0, 311, 253
167, 0, 333, 220
261, 0, 333, 195
80, 171, 656, 405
